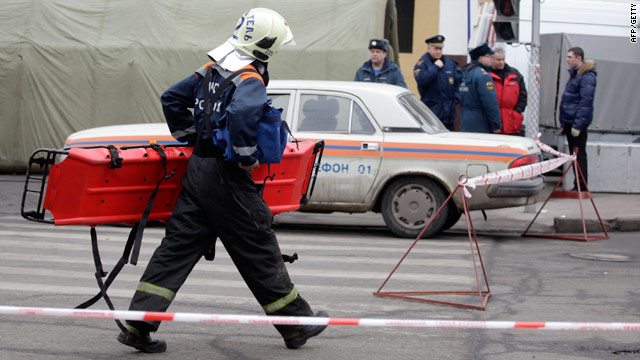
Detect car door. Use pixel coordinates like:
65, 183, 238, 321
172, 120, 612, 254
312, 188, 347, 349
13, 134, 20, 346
291, 91, 383, 205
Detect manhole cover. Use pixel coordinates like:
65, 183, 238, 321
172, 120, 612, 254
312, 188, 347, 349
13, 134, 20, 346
568, 253, 636, 262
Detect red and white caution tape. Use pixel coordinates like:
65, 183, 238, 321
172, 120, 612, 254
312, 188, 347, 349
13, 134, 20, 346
535, 133, 572, 158
1, 306, 638, 331
458, 140, 576, 198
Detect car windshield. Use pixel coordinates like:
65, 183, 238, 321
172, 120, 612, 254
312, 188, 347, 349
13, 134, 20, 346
397, 94, 448, 134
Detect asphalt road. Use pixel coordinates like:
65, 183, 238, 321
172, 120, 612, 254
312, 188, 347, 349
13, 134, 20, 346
1, 175, 639, 359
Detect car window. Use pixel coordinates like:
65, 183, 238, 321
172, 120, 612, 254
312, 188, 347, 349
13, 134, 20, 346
268, 94, 290, 120
351, 102, 376, 135
297, 94, 375, 134
398, 93, 447, 133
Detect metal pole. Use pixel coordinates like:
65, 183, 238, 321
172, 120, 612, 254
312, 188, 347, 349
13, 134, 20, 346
524, 0, 541, 139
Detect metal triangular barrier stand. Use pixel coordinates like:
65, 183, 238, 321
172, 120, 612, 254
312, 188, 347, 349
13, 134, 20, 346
522, 148, 609, 242
373, 181, 491, 310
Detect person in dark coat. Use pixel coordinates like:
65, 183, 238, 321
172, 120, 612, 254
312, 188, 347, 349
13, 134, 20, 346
354, 39, 407, 88
116, 8, 327, 353
490, 47, 527, 135
413, 35, 462, 130
459, 43, 501, 133
559, 46, 597, 190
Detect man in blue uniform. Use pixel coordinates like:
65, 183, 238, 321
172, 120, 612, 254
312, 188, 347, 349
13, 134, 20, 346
354, 39, 407, 87
116, 8, 327, 353
414, 35, 462, 131
459, 43, 501, 133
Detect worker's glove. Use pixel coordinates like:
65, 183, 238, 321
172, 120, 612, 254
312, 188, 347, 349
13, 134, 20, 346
571, 127, 580, 137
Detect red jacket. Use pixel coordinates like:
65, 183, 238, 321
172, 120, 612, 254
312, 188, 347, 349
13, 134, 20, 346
490, 65, 527, 134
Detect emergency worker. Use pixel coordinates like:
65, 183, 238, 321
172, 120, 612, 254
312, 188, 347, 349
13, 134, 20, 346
459, 43, 501, 133
354, 39, 407, 87
414, 35, 462, 130
489, 47, 527, 135
117, 8, 327, 353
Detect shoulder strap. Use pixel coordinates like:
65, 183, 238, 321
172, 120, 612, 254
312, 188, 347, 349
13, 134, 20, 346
199, 67, 258, 142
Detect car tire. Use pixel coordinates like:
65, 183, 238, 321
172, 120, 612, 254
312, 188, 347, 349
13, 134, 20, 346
381, 177, 447, 238
441, 203, 462, 231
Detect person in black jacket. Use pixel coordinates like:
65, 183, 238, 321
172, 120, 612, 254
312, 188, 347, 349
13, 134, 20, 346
559, 46, 597, 190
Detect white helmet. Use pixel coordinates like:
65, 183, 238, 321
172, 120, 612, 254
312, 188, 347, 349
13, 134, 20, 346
227, 8, 295, 63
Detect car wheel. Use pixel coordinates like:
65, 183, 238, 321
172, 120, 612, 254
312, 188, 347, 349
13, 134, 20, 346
441, 203, 462, 231
381, 177, 447, 238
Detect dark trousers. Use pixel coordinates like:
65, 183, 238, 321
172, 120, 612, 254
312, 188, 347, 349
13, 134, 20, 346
564, 124, 588, 188
126, 153, 312, 337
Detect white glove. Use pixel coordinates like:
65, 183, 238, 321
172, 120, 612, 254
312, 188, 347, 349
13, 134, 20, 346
434, 59, 444, 68
571, 128, 580, 137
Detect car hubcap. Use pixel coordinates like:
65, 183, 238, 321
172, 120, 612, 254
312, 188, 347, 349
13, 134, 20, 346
391, 184, 436, 229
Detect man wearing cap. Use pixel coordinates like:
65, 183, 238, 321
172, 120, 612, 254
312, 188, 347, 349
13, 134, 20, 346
414, 35, 462, 131
459, 43, 501, 133
354, 39, 407, 88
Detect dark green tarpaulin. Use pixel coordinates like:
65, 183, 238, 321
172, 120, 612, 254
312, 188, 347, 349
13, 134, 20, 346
0, 0, 389, 170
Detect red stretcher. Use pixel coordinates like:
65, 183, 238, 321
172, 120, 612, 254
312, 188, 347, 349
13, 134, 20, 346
20, 140, 323, 323
21, 140, 324, 226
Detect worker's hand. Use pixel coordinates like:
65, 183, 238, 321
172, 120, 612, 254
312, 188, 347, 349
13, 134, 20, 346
434, 59, 444, 68
238, 160, 259, 171
571, 127, 580, 137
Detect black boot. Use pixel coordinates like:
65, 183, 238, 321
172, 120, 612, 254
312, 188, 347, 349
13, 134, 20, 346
283, 311, 328, 349
117, 325, 167, 353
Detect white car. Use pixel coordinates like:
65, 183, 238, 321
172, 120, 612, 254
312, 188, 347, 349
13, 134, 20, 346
65, 81, 544, 238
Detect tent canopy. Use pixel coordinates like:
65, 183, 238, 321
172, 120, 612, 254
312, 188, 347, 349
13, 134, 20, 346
0, 0, 388, 170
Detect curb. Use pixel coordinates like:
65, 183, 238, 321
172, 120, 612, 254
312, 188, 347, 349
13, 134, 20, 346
553, 217, 640, 233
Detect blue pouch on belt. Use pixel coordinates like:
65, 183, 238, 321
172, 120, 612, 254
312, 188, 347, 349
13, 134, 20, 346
221, 100, 288, 164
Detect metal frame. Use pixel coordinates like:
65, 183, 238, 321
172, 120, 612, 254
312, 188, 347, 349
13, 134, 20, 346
522, 152, 609, 242
373, 183, 491, 311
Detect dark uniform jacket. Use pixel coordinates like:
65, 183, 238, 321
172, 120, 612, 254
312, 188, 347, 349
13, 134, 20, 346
490, 64, 527, 134
354, 58, 407, 88
161, 62, 265, 166
459, 61, 501, 133
559, 60, 597, 131
414, 53, 462, 126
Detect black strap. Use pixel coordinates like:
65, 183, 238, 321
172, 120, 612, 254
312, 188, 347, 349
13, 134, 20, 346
198, 67, 257, 145
130, 144, 173, 264
77, 227, 128, 332
76, 145, 175, 329
106, 145, 122, 169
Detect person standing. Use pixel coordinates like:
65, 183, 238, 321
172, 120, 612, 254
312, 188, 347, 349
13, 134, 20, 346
117, 8, 327, 353
459, 43, 501, 133
559, 46, 597, 190
490, 47, 527, 135
354, 38, 407, 87
413, 35, 462, 131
